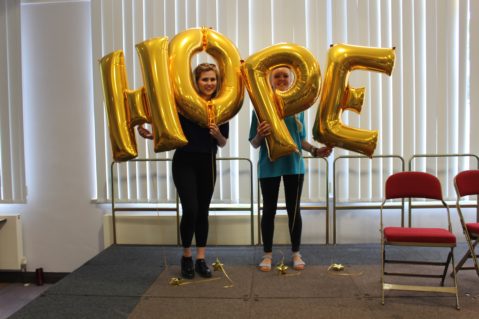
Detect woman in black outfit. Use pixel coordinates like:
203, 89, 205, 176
138, 63, 228, 279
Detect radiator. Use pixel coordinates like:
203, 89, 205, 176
0, 215, 24, 270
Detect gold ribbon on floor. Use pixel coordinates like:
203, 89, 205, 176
164, 256, 220, 286
276, 255, 301, 277
211, 257, 224, 271
212, 257, 234, 288
327, 263, 363, 277
168, 277, 220, 286
169, 277, 185, 286
328, 263, 345, 271
276, 262, 288, 275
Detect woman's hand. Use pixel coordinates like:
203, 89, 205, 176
137, 125, 153, 140
209, 123, 227, 147
257, 121, 271, 138
250, 121, 270, 148
312, 146, 333, 158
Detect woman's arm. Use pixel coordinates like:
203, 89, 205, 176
301, 140, 333, 157
250, 121, 271, 149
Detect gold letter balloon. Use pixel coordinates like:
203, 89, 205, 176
135, 37, 188, 152
99, 28, 396, 161
241, 43, 321, 161
313, 44, 395, 157
99, 51, 143, 161
99, 38, 188, 162
168, 27, 244, 126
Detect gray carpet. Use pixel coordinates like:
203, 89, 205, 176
8, 244, 479, 318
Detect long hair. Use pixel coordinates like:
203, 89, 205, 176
270, 66, 302, 132
193, 63, 220, 98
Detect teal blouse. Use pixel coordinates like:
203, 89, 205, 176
249, 112, 306, 179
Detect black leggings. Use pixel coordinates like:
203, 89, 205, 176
260, 174, 304, 253
173, 151, 216, 248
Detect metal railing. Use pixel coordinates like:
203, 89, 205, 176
111, 158, 179, 245
257, 156, 329, 245
109, 153, 479, 246
209, 157, 255, 245
333, 155, 405, 244
408, 153, 479, 225
110, 157, 255, 245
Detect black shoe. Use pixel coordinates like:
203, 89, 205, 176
195, 259, 212, 278
181, 256, 194, 279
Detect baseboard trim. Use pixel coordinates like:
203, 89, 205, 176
0, 271, 69, 284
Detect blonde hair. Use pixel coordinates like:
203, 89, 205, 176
294, 115, 303, 132
271, 66, 302, 132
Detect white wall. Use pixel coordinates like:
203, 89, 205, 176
6, 0, 107, 273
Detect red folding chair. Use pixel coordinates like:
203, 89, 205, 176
380, 171, 459, 309
453, 170, 479, 276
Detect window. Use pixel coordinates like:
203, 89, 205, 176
0, 0, 26, 203
91, 0, 477, 204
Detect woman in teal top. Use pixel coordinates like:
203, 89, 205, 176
249, 66, 332, 272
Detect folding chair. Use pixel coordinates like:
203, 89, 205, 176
453, 170, 479, 276
380, 171, 459, 309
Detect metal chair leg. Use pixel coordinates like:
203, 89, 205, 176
381, 242, 385, 305
441, 251, 452, 286
470, 240, 479, 277
455, 239, 479, 277
451, 250, 461, 310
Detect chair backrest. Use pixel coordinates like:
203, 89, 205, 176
385, 171, 443, 200
454, 170, 479, 197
